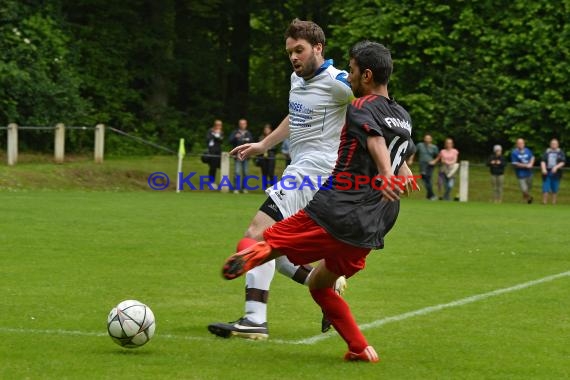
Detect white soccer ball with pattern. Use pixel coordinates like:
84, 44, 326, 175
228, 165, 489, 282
107, 300, 156, 348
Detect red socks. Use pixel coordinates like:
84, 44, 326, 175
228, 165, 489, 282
310, 287, 368, 353
236, 237, 259, 252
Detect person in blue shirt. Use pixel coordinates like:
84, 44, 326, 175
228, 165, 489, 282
540, 138, 566, 205
511, 138, 535, 204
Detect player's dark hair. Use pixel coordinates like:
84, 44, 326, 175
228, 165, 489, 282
285, 18, 326, 49
349, 41, 392, 85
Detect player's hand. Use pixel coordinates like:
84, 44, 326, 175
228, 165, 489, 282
374, 175, 400, 202
401, 178, 421, 197
380, 187, 400, 201
230, 142, 265, 161
397, 163, 421, 196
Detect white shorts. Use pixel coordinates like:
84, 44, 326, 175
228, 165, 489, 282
265, 172, 325, 218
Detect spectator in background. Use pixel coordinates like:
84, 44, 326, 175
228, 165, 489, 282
257, 124, 277, 188
206, 119, 224, 188
229, 118, 254, 193
511, 138, 535, 204
433, 137, 459, 200
487, 144, 506, 203
410, 133, 439, 200
281, 137, 292, 167
540, 138, 566, 205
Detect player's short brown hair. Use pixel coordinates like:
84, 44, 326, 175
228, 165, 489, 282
284, 18, 326, 49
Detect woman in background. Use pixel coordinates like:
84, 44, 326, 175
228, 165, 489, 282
434, 138, 459, 200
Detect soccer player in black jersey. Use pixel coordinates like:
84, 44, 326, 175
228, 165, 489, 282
221, 41, 417, 363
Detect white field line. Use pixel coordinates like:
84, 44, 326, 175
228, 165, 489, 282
2, 270, 569, 346
0, 328, 210, 342
280, 269, 570, 345
0, 328, 107, 337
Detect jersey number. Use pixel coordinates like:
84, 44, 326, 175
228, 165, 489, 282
388, 136, 409, 173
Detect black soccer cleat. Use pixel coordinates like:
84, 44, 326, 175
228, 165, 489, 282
321, 315, 332, 333
208, 317, 269, 340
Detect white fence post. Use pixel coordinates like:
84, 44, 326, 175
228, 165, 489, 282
7, 123, 18, 166
220, 152, 230, 193
94, 124, 105, 163
459, 160, 469, 202
54, 123, 65, 163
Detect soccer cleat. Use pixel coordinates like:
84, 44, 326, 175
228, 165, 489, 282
344, 346, 380, 363
321, 276, 348, 333
321, 315, 332, 333
222, 242, 272, 280
207, 317, 269, 340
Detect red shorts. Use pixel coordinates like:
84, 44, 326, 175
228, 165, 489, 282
263, 210, 370, 278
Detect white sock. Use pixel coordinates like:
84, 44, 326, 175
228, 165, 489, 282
244, 260, 275, 324
275, 255, 299, 278
275, 256, 313, 285
244, 301, 267, 325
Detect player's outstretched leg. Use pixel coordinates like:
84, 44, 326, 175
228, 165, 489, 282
321, 276, 347, 333
207, 263, 274, 340
309, 264, 379, 363
208, 237, 273, 340
222, 241, 273, 280
209, 209, 279, 340
275, 256, 348, 333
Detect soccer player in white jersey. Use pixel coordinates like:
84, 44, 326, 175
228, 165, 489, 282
208, 19, 353, 340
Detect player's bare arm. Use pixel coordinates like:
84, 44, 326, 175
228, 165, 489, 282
230, 116, 290, 160
367, 135, 400, 201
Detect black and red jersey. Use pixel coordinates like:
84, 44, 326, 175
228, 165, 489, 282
305, 95, 413, 249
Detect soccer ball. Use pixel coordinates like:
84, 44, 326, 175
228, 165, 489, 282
107, 300, 156, 348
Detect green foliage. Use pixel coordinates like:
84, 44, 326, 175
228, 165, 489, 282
1, 1, 568, 156
0, 1, 89, 150
330, 0, 570, 155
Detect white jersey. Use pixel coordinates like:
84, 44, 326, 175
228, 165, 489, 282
266, 59, 353, 218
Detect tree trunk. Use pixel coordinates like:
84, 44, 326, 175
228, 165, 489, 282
227, 0, 250, 123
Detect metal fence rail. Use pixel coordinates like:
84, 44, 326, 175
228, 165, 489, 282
107, 126, 176, 154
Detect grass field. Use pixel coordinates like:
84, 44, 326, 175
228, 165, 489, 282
1, 185, 569, 379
